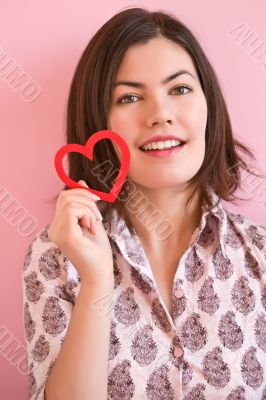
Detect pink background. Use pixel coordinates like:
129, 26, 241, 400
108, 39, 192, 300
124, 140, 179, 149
1, 1, 266, 398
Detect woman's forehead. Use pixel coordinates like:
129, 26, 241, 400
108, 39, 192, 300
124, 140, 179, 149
115, 40, 198, 83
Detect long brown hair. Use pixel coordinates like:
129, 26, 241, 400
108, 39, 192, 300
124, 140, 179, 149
46, 6, 266, 236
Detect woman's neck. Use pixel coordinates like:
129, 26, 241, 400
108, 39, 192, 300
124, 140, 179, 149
127, 185, 203, 255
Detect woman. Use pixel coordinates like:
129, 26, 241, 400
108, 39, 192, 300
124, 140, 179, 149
22, 7, 266, 400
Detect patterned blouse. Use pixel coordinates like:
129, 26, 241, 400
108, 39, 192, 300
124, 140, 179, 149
22, 188, 266, 399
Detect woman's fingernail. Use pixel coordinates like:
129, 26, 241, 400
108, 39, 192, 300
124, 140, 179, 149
79, 181, 101, 201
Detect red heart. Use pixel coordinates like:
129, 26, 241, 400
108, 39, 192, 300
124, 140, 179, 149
54, 130, 130, 203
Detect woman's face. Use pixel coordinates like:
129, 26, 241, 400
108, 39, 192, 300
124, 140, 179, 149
107, 36, 208, 190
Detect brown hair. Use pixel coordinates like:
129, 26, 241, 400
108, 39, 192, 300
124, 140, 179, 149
47, 6, 266, 236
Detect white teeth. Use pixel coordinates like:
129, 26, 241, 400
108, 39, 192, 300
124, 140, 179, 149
142, 139, 182, 151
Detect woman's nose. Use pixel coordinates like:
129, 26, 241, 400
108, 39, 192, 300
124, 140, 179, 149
146, 101, 175, 127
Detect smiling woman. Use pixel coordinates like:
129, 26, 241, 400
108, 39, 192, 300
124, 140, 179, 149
47, 8, 264, 236
22, 6, 266, 400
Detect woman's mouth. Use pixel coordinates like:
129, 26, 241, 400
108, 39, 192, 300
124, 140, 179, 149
139, 142, 185, 158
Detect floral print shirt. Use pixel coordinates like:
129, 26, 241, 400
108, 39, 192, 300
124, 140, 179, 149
22, 188, 266, 399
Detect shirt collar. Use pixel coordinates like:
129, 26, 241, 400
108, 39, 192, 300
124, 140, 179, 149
103, 186, 228, 274
192, 187, 228, 256
103, 205, 154, 283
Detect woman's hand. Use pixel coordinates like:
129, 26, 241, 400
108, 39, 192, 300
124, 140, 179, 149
47, 180, 114, 286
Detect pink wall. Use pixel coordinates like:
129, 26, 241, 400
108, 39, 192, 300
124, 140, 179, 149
0, 1, 266, 398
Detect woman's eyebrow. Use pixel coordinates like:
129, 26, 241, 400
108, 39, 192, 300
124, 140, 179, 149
114, 69, 195, 88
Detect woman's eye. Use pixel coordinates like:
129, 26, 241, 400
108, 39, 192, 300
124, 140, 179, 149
117, 85, 191, 104
118, 94, 139, 104
118, 94, 138, 104
171, 85, 191, 95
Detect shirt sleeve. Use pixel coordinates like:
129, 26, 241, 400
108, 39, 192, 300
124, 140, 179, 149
22, 224, 81, 400
248, 221, 266, 274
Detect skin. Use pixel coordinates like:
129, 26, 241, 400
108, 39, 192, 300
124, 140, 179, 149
107, 36, 208, 257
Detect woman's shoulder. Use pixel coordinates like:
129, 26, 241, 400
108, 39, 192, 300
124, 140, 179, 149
226, 209, 266, 256
23, 223, 61, 272
23, 223, 81, 297
226, 209, 266, 234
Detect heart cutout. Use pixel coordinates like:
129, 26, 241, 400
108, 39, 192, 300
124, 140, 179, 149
54, 130, 130, 203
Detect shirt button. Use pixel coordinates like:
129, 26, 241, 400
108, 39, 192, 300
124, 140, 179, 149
175, 288, 184, 298
174, 346, 184, 358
